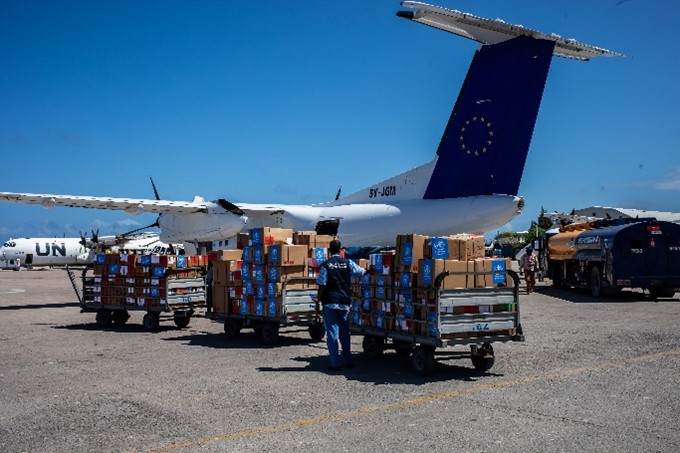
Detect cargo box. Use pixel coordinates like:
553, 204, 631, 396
250, 227, 294, 246
396, 234, 428, 272
268, 244, 307, 266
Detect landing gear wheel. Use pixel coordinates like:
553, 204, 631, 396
393, 340, 414, 358
173, 314, 191, 329
224, 319, 241, 338
142, 312, 160, 332
308, 322, 325, 342
590, 266, 602, 298
362, 336, 384, 359
470, 342, 495, 372
410, 345, 435, 376
260, 323, 280, 344
95, 310, 112, 327
111, 310, 129, 327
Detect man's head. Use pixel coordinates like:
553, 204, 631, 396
526, 247, 533, 254
329, 239, 342, 255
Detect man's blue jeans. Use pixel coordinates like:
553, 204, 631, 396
322, 305, 352, 368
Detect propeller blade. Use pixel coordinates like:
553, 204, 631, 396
150, 176, 161, 201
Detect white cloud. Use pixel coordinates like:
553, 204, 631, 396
651, 167, 680, 190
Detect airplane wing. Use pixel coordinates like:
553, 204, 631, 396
0, 192, 209, 215
398, 1, 623, 60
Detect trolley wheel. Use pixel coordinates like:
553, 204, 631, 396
173, 314, 191, 329
470, 342, 495, 372
95, 309, 113, 327
308, 322, 326, 342
410, 345, 436, 376
362, 336, 384, 359
260, 323, 280, 344
142, 312, 160, 332
111, 310, 129, 327
590, 266, 602, 298
650, 287, 676, 299
224, 319, 241, 338
393, 340, 414, 358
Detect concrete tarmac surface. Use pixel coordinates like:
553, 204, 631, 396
1, 269, 679, 453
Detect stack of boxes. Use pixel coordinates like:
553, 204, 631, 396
90, 253, 207, 308
209, 228, 337, 319
351, 233, 514, 338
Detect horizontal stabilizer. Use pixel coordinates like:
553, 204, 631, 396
398, 1, 622, 60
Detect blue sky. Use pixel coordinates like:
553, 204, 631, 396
1, 0, 678, 242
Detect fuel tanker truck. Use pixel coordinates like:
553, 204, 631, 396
544, 218, 680, 298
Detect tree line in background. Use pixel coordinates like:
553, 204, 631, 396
491, 207, 554, 258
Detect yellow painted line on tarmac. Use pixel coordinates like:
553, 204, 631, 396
128, 347, 680, 453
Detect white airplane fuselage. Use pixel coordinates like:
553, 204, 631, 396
0, 238, 93, 267
158, 194, 523, 246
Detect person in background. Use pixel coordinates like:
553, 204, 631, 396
522, 247, 537, 293
316, 239, 366, 372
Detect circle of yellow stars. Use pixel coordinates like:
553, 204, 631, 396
459, 116, 494, 156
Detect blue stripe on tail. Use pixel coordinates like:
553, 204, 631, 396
424, 36, 556, 199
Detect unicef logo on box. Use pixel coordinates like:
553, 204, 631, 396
251, 229, 261, 244
422, 261, 433, 285
314, 248, 326, 264
400, 273, 411, 288
404, 302, 413, 318
268, 266, 278, 281
239, 298, 248, 315
431, 237, 449, 259
270, 246, 279, 263
255, 266, 265, 283
268, 300, 277, 317
256, 285, 265, 299
403, 242, 413, 265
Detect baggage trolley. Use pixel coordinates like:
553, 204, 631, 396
67, 265, 207, 331
212, 277, 325, 344
350, 270, 524, 375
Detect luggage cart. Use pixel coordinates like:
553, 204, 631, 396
212, 277, 325, 344
67, 265, 207, 331
350, 270, 524, 375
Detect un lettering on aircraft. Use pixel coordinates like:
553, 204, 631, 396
35, 242, 67, 257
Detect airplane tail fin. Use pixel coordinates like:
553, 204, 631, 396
423, 35, 555, 199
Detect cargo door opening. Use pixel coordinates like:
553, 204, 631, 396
315, 219, 340, 237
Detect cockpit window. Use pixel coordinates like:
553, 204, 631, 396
2, 242, 16, 247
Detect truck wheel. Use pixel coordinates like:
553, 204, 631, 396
308, 323, 325, 342
142, 312, 160, 332
590, 267, 602, 298
95, 310, 112, 327
260, 323, 280, 344
650, 287, 676, 299
470, 342, 495, 372
551, 265, 562, 287
410, 345, 435, 376
362, 336, 384, 359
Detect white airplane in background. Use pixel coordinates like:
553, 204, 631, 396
0, 237, 94, 267
0, 232, 180, 267
0, 2, 621, 249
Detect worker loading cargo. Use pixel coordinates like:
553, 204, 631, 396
316, 239, 367, 371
